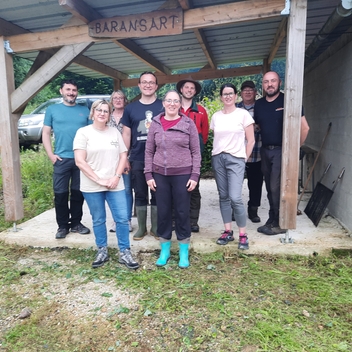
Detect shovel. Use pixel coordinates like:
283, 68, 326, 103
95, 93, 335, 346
304, 167, 345, 226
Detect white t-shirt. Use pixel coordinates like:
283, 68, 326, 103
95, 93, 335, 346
210, 108, 254, 158
73, 125, 127, 192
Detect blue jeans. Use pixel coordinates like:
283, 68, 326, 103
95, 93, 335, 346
122, 172, 133, 221
212, 153, 246, 227
83, 190, 130, 251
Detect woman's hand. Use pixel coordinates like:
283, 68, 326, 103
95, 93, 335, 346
106, 176, 121, 189
186, 179, 197, 192
147, 179, 157, 192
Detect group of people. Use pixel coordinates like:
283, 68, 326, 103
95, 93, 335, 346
43, 70, 309, 270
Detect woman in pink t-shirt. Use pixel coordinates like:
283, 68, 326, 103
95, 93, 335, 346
210, 83, 255, 250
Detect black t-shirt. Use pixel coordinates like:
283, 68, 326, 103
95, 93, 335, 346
254, 92, 285, 147
121, 99, 163, 161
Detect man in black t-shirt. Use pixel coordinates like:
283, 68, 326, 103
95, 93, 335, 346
121, 72, 163, 241
254, 71, 309, 235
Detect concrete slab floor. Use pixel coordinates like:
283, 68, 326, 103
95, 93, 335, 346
1, 179, 351, 256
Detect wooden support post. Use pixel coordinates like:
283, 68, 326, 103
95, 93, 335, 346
0, 36, 24, 221
280, 0, 307, 229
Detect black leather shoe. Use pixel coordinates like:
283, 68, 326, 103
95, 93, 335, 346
55, 228, 69, 239
71, 223, 90, 235
191, 224, 199, 233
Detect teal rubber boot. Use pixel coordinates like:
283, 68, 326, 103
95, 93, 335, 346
133, 206, 148, 241
156, 241, 171, 267
150, 205, 158, 238
178, 243, 190, 269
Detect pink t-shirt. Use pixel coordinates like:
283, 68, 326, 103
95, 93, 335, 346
210, 108, 254, 158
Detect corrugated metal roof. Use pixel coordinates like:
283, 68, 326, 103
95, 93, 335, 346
0, 0, 349, 81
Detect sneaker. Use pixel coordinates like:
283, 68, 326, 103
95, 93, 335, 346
109, 222, 116, 232
118, 249, 139, 270
216, 230, 234, 245
71, 223, 90, 235
92, 247, 109, 268
238, 234, 249, 250
55, 227, 69, 239
128, 220, 133, 232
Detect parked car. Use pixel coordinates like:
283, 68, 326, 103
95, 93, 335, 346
18, 95, 110, 148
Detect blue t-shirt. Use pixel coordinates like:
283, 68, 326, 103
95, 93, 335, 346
121, 99, 163, 162
44, 103, 90, 158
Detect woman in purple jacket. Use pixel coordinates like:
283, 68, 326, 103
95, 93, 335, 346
144, 90, 201, 268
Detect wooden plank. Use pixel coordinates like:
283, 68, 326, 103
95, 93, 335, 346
89, 8, 183, 38
6, 1, 285, 53
0, 36, 24, 221
280, 0, 308, 229
267, 17, 287, 64
11, 42, 93, 113
122, 65, 262, 87
184, 0, 285, 30
114, 39, 171, 75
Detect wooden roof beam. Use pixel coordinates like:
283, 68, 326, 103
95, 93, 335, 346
267, 17, 287, 64
178, 0, 216, 69
6, 0, 286, 53
11, 42, 93, 113
59, 0, 171, 75
122, 65, 262, 87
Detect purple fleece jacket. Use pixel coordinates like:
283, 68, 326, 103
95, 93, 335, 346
144, 112, 201, 182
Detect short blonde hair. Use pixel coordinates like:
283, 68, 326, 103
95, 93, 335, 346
110, 90, 128, 106
89, 99, 112, 120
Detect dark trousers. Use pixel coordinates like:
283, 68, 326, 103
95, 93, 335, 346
246, 161, 263, 207
260, 147, 282, 224
130, 160, 156, 206
154, 173, 191, 241
190, 180, 201, 225
53, 158, 84, 229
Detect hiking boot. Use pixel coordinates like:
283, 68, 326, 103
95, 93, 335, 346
119, 249, 139, 270
55, 227, 69, 239
216, 230, 234, 245
271, 226, 287, 234
92, 247, 109, 268
257, 224, 276, 236
71, 223, 90, 235
248, 206, 261, 223
191, 224, 200, 233
238, 234, 249, 250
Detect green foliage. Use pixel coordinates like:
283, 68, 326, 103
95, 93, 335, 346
0, 148, 54, 232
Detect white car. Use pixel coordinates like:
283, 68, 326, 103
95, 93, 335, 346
18, 95, 110, 148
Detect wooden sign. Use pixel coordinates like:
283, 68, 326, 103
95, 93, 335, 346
89, 8, 183, 38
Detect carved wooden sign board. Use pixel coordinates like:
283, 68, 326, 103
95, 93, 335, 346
89, 8, 183, 38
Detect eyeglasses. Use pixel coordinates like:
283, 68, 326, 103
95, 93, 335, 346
112, 97, 124, 101
242, 89, 254, 93
222, 92, 235, 97
140, 81, 156, 86
95, 108, 109, 114
164, 99, 181, 105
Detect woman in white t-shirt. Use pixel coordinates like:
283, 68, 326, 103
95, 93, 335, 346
210, 83, 255, 250
74, 99, 139, 270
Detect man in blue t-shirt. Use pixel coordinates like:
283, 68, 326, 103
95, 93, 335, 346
254, 71, 309, 236
121, 72, 163, 241
43, 80, 91, 239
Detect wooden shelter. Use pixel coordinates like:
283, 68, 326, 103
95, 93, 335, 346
0, 0, 350, 230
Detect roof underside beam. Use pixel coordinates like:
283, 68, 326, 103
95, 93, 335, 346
122, 65, 262, 87
5, 0, 285, 53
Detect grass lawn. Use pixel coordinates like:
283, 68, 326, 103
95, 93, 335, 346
1, 241, 351, 351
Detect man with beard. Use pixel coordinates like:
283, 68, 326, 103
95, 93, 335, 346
176, 78, 209, 233
254, 71, 309, 235
43, 80, 91, 239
